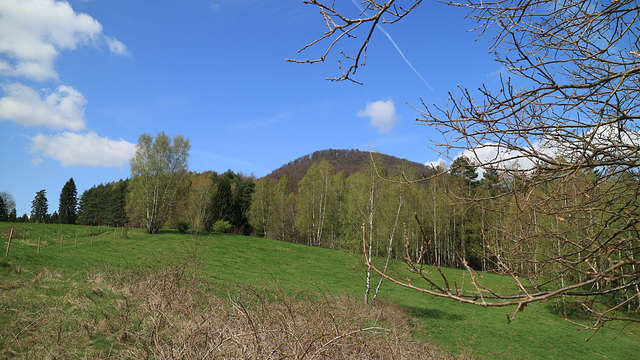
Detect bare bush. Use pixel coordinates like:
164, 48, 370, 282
0, 261, 463, 359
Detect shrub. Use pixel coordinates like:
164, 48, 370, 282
177, 221, 190, 234
212, 220, 232, 234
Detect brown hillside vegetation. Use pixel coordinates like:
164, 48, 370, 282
1, 260, 463, 359
264, 149, 432, 191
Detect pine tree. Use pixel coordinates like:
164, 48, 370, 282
59, 178, 78, 224
31, 189, 48, 223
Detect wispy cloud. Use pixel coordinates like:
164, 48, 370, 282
227, 109, 294, 132
350, 0, 432, 90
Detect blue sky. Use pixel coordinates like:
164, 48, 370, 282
1, 0, 499, 216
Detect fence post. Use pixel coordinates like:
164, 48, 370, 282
5, 228, 13, 256
60, 234, 64, 252
38, 236, 41, 254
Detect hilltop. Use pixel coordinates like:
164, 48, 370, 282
263, 149, 433, 189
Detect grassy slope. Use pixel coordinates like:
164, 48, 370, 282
1, 222, 638, 359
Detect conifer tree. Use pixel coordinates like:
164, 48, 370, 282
31, 189, 48, 223
59, 178, 78, 224
0, 196, 6, 222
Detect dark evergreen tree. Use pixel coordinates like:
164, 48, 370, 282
232, 177, 255, 235
210, 174, 233, 225
0, 197, 7, 222
59, 177, 78, 224
450, 156, 479, 185
110, 180, 129, 226
49, 211, 59, 224
77, 180, 129, 226
0, 196, 6, 221
31, 189, 48, 223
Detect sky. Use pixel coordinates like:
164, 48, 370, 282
0, 0, 500, 217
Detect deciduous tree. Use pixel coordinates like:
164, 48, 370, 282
186, 173, 214, 236
0, 192, 16, 221
127, 132, 191, 234
295, 161, 334, 246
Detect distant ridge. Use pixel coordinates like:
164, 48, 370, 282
263, 149, 432, 190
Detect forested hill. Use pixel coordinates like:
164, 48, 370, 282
263, 149, 432, 190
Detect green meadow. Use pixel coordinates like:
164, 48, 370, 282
1, 222, 638, 359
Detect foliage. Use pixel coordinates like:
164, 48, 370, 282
0, 196, 6, 222
30, 189, 48, 223
0, 192, 15, 222
127, 132, 191, 234
184, 173, 214, 235
295, 161, 333, 246
176, 221, 190, 234
77, 180, 129, 226
58, 178, 78, 224
248, 177, 274, 238
212, 219, 232, 234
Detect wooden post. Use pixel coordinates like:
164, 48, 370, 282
113, 229, 116, 240
60, 234, 64, 252
5, 228, 13, 256
91, 234, 94, 245
75, 234, 78, 248
38, 236, 41, 254
23, 228, 26, 241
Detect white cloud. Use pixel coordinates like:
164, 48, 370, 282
104, 36, 130, 56
425, 158, 449, 171
0, 0, 128, 81
358, 99, 399, 134
0, 82, 87, 131
29, 131, 136, 168
454, 141, 558, 179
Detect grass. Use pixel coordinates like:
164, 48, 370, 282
1, 222, 639, 359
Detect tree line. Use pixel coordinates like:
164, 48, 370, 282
249, 155, 500, 271
0, 179, 79, 224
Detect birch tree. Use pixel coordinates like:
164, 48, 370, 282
295, 161, 334, 246
127, 132, 191, 234
248, 178, 275, 238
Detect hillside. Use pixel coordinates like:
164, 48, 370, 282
263, 149, 433, 190
1, 223, 638, 359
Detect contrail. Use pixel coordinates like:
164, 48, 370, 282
351, 0, 433, 90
